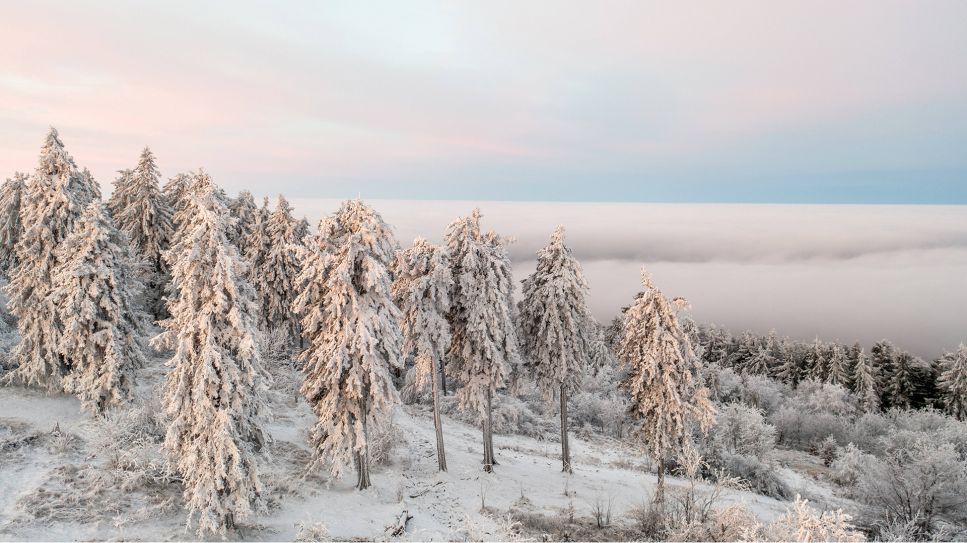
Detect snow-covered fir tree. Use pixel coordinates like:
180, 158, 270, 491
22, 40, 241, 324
452, 218, 520, 472
243, 196, 271, 282
294, 216, 311, 244
518, 225, 596, 473
851, 347, 880, 412
826, 343, 849, 386
154, 171, 268, 536
617, 270, 714, 503
806, 338, 828, 382
5, 128, 87, 391
253, 195, 300, 342
889, 351, 917, 409
110, 147, 173, 318
939, 344, 967, 420
162, 172, 192, 229
442, 208, 484, 396
74, 167, 101, 205
51, 202, 144, 413
0, 172, 27, 277
392, 238, 452, 472
228, 190, 259, 246
870, 339, 896, 406
294, 199, 402, 490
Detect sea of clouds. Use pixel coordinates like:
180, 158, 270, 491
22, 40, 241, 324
290, 199, 967, 359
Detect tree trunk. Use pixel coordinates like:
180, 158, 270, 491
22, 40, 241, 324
654, 456, 665, 504
560, 384, 572, 473
431, 357, 447, 472
482, 388, 494, 472
440, 359, 448, 396
487, 387, 498, 466
357, 398, 372, 490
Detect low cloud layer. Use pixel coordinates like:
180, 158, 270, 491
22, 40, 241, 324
291, 199, 967, 358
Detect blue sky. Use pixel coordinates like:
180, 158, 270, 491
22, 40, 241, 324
2, 0, 967, 203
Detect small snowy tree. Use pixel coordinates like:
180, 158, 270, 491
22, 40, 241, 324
294, 216, 311, 244
294, 199, 402, 490
252, 195, 300, 343
243, 197, 271, 285
5, 128, 86, 391
392, 238, 452, 472
939, 344, 967, 421
154, 171, 268, 536
518, 225, 596, 473
110, 147, 173, 318
617, 270, 714, 503
0, 173, 27, 277
826, 344, 849, 386
851, 348, 880, 412
453, 221, 520, 472
442, 209, 483, 395
163, 172, 192, 230
228, 190, 259, 248
52, 203, 144, 413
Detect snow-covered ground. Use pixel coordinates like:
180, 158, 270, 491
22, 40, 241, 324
0, 360, 793, 541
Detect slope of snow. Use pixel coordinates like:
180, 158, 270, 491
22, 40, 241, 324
0, 363, 790, 541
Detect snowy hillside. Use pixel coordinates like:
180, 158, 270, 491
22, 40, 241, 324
1, 359, 792, 542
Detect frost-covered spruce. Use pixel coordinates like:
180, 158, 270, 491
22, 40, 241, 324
253, 195, 301, 342
442, 209, 483, 395
453, 222, 520, 473
518, 226, 596, 473
294, 216, 311, 244
162, 172, 192, 229
850, 347, 880, 412
74, 167, 101, 206
939, 344, 967, 421
5, 128, 87, 391
243, 196, 271, 282
52, 203, 144, 413
0, 173, 27, 277
826, 344, 849, 386
111, 147, 173, 318
294, 199, 402, 490
617, 270, 714, 503
228, 190, 259, 248
154, 171, 268, 536
392, 238, 453, 472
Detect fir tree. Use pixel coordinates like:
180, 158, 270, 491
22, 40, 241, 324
889, 351, 918, 409
518, 226, 596, 473
870, 340, 896, 407
253, 195, 300, 342
0, 173, 27, 277
442, 209, 484, 396
392, 238, 452, 472
5, 128, 86, 391
228, 190, 259, 247
243, 197, 271, 283
294, 216, 311, 244
851, 348, 880, 412
450, 215, 520, 472
806, 338, 828, 382
52, 203, 144, 413
163, 172, 192, 230
111, 147, 173, 318
294, 199, 402, 490
617, 270, 714, 503
939, 344, 967, 421
74, 167, 101, 205
826, 343, 849, 386
154, 171, 268, 536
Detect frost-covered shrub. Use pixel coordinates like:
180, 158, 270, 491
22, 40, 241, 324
846, 411, 893, 453
857, 430, 967, 538
713, 452, 791, 500
258, 326, 294, 364
772, 405, 849, 449
831, 443, 875, 487
817, 435, 838, 466
368, 416, 407, 467
796, 380, 858, 417
735, 373, 788, 415
294, 520, 330, 541
92, 392, 173, 489
756, 495, 865, 542
708, 403, 776, 459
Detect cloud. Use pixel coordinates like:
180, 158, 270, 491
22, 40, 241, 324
290, 199, 967, 358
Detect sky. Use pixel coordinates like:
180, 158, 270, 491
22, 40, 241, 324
3, 0, 967, 203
